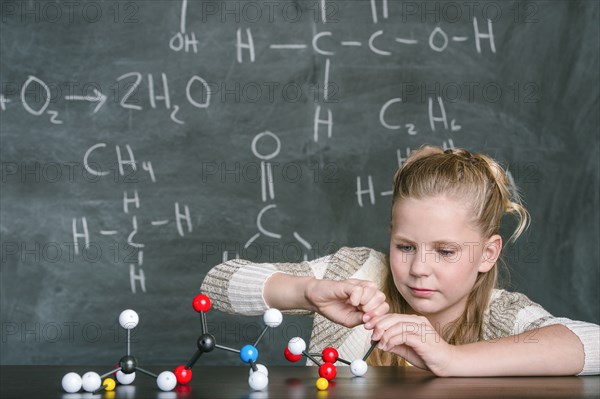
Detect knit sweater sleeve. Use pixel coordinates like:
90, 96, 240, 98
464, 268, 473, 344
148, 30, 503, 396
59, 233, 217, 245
200, 247, 380, 316
484, 289, 600, 375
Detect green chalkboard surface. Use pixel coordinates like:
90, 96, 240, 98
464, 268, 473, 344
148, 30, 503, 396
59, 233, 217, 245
1, 0, 598, 365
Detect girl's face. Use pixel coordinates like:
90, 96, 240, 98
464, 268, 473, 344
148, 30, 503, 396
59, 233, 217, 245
389, 195, 501, 327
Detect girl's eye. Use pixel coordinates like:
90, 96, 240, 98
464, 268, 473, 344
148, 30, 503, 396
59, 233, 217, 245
438, 249, 455, 257
396, 245, 414, 252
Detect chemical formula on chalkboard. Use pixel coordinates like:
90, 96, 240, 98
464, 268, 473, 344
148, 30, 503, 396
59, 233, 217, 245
71, 143, 193, 293
1, 0, 498, 132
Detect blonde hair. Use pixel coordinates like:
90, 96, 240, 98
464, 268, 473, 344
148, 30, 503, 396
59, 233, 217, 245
369, 145, 530, 366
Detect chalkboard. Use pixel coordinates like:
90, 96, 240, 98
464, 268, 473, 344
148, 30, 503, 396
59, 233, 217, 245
1, 0, 598, 366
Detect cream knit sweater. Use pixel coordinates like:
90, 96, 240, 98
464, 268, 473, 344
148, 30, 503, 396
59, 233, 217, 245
201, 247, 599, 375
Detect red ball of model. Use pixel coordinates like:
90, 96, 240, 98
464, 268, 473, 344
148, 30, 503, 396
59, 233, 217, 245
284, 346, 303, 362
192, 294, 211, 313
321, 347, 339, 363
319, 362, 337, 380
174, 365, 193, 385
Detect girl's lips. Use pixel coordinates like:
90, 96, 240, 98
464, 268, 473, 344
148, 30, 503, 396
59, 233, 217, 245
409, 287, 436, 297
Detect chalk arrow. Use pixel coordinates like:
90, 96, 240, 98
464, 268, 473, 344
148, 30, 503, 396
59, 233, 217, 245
65, 89, 107, 113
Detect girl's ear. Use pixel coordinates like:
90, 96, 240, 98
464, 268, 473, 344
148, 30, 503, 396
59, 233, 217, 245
478, 234, 502, 273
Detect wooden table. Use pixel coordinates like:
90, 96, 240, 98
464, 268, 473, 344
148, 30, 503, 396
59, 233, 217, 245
1, 365, 598, 399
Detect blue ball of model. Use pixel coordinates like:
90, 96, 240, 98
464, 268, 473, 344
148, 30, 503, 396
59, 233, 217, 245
239, 344, 259, 364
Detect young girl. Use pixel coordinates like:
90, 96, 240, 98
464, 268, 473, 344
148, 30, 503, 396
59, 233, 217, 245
201, 146, 599, 376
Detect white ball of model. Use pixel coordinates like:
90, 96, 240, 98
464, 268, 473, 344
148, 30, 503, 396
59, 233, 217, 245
248, 369, 269, 391
119, 309, 139, 330
156, 371, 177, 391
350, 359, 369, 377
263, 308, 283, 328
81, 371, 102, 392
61, 372, 82, 393
116, 370, 136, 384
287, 337, 307, 355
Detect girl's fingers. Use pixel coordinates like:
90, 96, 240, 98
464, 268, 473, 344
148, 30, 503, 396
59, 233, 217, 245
360, 295, 388, 323
368, 314, 428, 340
377, 323, 422, 351
380, 317, 437, 351
347, 282, 384, 308
348, 285, 364, 307
366, 314, 395, 338
362, 290, 386, 311
334, 280, 389, 323
351, 285, 375, 309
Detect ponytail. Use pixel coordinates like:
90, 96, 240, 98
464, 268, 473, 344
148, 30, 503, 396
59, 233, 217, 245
474, 152, 530, 243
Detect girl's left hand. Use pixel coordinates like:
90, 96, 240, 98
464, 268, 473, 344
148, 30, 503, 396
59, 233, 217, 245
365, 313, 456, 376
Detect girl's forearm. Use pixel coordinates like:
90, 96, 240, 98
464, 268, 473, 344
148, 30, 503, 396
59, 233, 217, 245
446, 324, 584, 377
263, 273, 316, 311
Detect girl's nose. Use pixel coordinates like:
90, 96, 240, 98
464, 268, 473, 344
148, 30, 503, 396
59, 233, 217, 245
409, 250, 437, 277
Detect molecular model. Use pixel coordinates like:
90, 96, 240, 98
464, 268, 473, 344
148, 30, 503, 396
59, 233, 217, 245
173, 294, 283, 391
61, 310, 177, 394
284, 337, 378, 391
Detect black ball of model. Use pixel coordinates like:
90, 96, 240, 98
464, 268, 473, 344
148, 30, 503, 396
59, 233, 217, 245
197, 333, 216, 353
119, 355, 138, 374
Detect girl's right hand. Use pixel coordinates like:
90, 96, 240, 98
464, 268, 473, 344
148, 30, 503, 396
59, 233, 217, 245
304, 278, 389, 328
